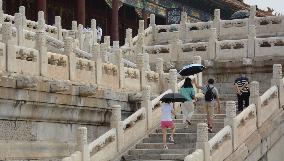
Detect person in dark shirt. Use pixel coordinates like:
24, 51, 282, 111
234, 73, 250, 112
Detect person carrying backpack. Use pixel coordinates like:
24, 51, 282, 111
194, 78, 220, 133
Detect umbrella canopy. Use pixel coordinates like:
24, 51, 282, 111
160, 93, 188, 103
179, 64, 205, 76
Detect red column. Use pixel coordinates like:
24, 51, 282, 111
36, 0, 47, 22
143, 10, 148, 28
111, 0, 119, 41
77, 0, 85, 26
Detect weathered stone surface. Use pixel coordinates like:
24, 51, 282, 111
49, 80, 70, 93
79, 84, 97, 97
15, 75, 37, 89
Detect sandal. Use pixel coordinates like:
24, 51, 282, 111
208, 126, 213, 133
186, 120, 192, 126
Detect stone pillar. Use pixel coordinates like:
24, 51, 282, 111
91, 19, 97, 45
0, 0, 4, 24
193, 56, 202, 93
2, 22, 12, 44
110, 105, 124, 152
250, 81, 262, 128
249, 5, 256, 26
196, 123, 210, 161
77, 0, 85, 26
72, 21, 78, 31
70, 21, 78, 39
209, 28, 217, 60
36, 30, 48, 77
213, 9, 221, 36
19, 6, 27, 28
248, 25, 256, 59
77, 127, 90, 161
111, 0, 119, 41
64, 37, 75, 81
36, 0, 47, 22
224, 101, 237, 149
137, 53, 146, 90
179, 11, 187, 40
125, 28, 133, 47
37, 11, 45, 31
83, 31, 92, 53
78, 24, 84, 50
14, 13, 23, 46
100, 43, 108, 63
169, 69, 178, 92
55, 16, 63, 41
92, 44, 102, 84
142, 86, 152, 130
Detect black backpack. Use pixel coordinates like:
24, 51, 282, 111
205, 86, 215, 102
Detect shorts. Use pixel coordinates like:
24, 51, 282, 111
204, 101, 215, 118
160, 121, 174, 128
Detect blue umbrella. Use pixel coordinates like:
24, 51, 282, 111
179, 64, 205, 76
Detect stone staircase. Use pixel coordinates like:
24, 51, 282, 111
121, 104, 227, 161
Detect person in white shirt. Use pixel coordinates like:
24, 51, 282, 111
160, 102, 176, 149
96, 26, 102, 43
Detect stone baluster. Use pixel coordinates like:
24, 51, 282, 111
271, 64, 284, 108
138, 20, 145, 35
224, 101, 237, 149
248, 25, 256, 59
150, 14, 156, 41
77, 127, 90, 161
137, 53, 146, 90
250, 81, 261, 128
193, 56, 202, 93
125, 28, 133, 47
196, 123, 210, 161
179, 11, 187, 40
155, 58, 164, 92
110, 105, 124, 152
0, 0, 3, 24
209, 28, 217, 61
92, 43, 101, 84
91, 19, 97, 45
142, 85, 152, 130
213, 9, 220, 36
37, 11, 45, 31
78, 24, 84, 49
169, 35, 182, 66
36, 30, 48, 77
72, 21, 78, 31
14, 13, 23, 46
55, 16, 63, 40
100, 43, 108, 63
104, 36, 110, 51
169, 69, 178, 93
64, 37, 75, 81
83, 31, 92, 52
2, 22, 13, 72
249, 5, 256, 26
150, 14, 155, 27
143, 53, 150, 71
155, 58, 163, 74
113, 41, 119, 50
113, 47, 124, 89
19, 6, 27, 28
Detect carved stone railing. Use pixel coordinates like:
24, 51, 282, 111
255, 37, 284, 60
220, 19, 249, 40
122, 107, 145, 130
216, 39, 248, 61
208, 125, 233, 161
185, 21, 213, 42
255, 16, 284, 37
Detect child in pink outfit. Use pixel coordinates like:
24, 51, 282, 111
160, 102, 176, 149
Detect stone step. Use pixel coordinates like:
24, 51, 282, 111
129, 148, 193, 155
143, 133, 216, 143
173, 118, 224, 124
155, 126, 224, 133
135, 143, 195, 149
123, 153, 188, 160
175, 114, 226, 120
173, 122, 224, 129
